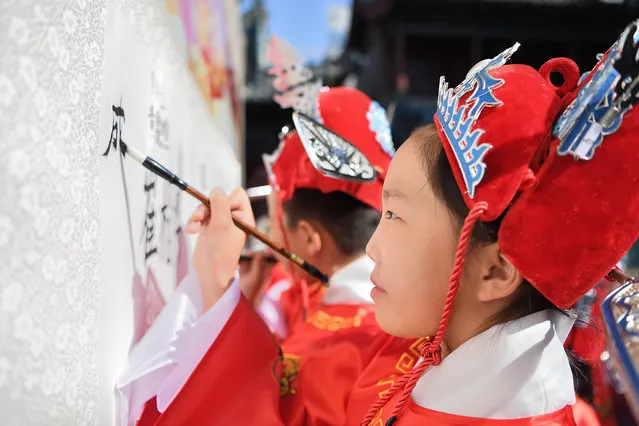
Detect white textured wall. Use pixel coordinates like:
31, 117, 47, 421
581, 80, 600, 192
0, 0, 105, 425
0, 0, 244, 424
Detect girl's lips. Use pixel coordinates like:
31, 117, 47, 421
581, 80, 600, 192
370, 275, 386, 299
370, 274, 383, 290
371, 286, 386, 299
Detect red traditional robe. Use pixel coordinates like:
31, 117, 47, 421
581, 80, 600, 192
573, 397, 602, 426
133, 303, 579, 425
363, 310, 579, 426
366, 402, 576, 425
120, 257, 580, 426
136, 294, 419, 426
256, 261, 327, 342
119, 256, 413, 425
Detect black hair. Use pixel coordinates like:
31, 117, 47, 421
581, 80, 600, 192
282, 188, 381, 256
414, 124, 591, 391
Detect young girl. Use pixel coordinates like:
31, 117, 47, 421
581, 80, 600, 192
360, 22, 639, 424
154, 22, 639, 425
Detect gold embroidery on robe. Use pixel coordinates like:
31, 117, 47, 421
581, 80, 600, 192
307, 308, 372, 331
273, 353, 301, 396
368, 408, 384, 426
376, 337, 429, 397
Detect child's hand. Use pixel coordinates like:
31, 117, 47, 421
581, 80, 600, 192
239, 251, 276, 303
186, 188, 255, 311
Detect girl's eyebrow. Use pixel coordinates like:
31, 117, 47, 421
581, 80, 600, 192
382, 188, 408, 201
384, 181, 430, 203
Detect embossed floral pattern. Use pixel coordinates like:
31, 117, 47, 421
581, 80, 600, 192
0, 0, 104, 424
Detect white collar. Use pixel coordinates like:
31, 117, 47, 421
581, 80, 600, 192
412, 310, 576, 419
322, 255, 374, 305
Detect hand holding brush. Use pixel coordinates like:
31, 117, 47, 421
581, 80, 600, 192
119, 141, 329, 286
184, 187, 255, 310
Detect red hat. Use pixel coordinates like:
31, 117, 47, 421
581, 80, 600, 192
261, 36, 394, 317
263, 36, 393, 211
435, 44, 570, 221
500, 28, 639, 308
434, 27, 639, 309
364, 20, 639, 424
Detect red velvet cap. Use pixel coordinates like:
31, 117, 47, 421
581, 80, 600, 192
501, 88, 639, 309
434, 44, 571, 222
434, 22, 639, 309
264, 86, 393, 211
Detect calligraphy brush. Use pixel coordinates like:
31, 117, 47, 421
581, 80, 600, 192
119, 141, 329, 284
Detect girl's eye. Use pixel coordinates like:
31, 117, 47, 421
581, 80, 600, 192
384, 210, 398, 220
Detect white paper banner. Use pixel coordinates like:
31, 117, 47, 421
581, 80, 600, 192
98, 1, 240, 424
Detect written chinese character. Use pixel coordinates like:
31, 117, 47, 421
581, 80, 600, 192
103, 101, 126, 157
148, 72, 170, 150
141, 173, 158, 262
158, 185, 181, 265
148, 104, 170, 150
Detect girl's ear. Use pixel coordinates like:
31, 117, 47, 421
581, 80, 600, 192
471, 243, 523, 302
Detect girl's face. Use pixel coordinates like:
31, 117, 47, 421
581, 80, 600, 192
368, 133, 522, 343
366, 136, 460, 339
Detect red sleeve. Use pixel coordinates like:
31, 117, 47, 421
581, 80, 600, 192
152, 295, 283, 426
139, 299, 404, 426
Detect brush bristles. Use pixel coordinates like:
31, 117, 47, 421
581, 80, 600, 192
120, 142, 146, 165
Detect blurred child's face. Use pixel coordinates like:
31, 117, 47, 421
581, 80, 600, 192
366, 136, 459, 338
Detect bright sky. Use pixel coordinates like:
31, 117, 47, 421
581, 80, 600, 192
242, 0, 353, 63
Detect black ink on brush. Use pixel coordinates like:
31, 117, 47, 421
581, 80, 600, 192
120, 142, 186, 189
118, 141, 329, 284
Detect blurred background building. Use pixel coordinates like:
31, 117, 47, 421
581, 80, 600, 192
242, 0, 639, 181
240, 0, 639, 270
